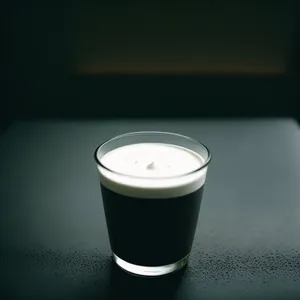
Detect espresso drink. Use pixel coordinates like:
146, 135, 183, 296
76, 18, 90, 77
95, 138, 210, 276
101, 184, 204, 266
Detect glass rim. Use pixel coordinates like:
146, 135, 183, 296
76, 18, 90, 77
94, 131, 211, 180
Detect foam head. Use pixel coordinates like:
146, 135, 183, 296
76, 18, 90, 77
97, 143, 208, 198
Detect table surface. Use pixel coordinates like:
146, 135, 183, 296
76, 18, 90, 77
1, 119, 300, 300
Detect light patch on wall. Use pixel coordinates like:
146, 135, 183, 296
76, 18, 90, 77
73, 1, 291, 75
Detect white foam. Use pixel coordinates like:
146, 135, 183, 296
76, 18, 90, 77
97, 143, 207, 198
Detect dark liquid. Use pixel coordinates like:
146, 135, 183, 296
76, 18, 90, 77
101, 184, 204, 266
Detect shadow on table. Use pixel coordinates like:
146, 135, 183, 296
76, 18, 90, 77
105, 261, 186, 300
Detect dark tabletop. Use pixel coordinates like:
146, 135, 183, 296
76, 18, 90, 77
1, 119, 300, 300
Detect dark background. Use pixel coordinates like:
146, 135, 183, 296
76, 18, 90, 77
2, 0, 299, 127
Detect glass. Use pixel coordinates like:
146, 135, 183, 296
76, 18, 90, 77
94, 131, 211, 276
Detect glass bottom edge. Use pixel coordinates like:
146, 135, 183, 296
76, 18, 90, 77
112, 252, 190, 277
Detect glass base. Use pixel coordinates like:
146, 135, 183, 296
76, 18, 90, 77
112, 253, 190, 277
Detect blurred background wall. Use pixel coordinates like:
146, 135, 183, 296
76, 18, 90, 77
2, 0, 299, 125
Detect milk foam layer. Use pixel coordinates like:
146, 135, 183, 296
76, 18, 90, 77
97, 143, 207, 198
